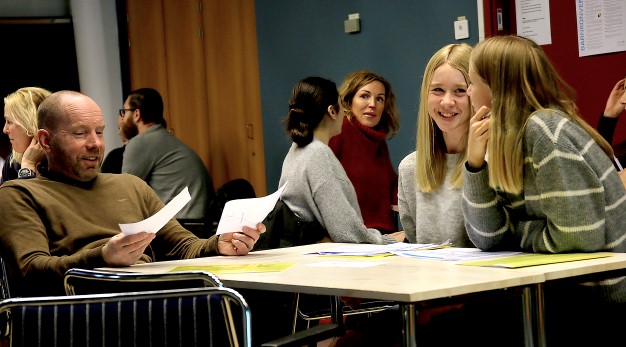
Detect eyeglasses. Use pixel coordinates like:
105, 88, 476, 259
118, 108, 136, 117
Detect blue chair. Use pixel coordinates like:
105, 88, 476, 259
0, 287, 251, 347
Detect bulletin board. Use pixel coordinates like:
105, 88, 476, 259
483, 0, 626, 146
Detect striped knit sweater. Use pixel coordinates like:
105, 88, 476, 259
462, 110, 626, 303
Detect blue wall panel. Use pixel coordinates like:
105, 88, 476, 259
256, 1, 479, 190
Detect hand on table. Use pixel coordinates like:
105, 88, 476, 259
389, 231, 406, 242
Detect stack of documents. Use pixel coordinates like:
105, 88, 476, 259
310, 241, 451, 257
392, 247, 522, 262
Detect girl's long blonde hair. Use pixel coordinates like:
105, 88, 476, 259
4, 87, 52, 164
416, 43, 473, 192
471, 36, 612, 194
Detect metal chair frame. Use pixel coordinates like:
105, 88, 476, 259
63, 268, 239, 345
0, 287, 252, 347
63, 268, 223, 295
294, 293, 396, 330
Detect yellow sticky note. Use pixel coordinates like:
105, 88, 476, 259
459, 253, 614, 268
170, 263, 295, 274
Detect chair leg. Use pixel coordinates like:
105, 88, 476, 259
292, 293, 300, 334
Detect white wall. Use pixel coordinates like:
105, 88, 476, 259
70, 0, 124, 154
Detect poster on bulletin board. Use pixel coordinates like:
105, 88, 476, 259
515, 0, 552, 45
575, 0, 626, 57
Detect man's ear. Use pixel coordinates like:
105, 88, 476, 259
37, 129, 52, 151
133, 109, 142, 124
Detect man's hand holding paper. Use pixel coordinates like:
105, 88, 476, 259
119, 187, 192, 235
215, 183, 287, 235
213, 183, 287, 255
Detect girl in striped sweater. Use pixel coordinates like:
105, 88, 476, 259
464, 35, 626, 345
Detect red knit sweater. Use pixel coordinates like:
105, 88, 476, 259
329, 118, 398, 233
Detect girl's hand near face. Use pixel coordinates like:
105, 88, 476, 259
21, 137, 46, 171
467, 106, 491, 169
604, 78, 625, 118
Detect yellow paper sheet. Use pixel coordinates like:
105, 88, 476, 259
170, 263, 295, 274
318, 254, 393, 259
459, 253, 614, 268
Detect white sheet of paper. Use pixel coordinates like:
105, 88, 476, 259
391, 248, 522, 262
309, 241, 452, 256
215, 182, 287, 235
119, 187, 191, 235
306, 261, 385, 268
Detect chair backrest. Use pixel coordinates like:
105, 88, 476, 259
207, 178, 256, 233
0, 287, 251, 347
254, 199, 328, 251
64, 268, 222, 295
180, 178, 256, 239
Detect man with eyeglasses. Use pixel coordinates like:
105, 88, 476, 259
0, 90, 265, 296
118, 88, 214, 220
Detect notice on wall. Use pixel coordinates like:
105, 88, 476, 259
515, 0, 552, 45
575, 0, 626, 57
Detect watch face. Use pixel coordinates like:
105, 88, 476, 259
18, 168, 36, 178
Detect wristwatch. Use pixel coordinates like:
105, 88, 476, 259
17, 168, 37, 179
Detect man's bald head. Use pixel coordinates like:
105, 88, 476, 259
37, 90, 89, 133
36, 91, 106, 182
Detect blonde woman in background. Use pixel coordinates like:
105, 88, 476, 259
1, 87, 51, 184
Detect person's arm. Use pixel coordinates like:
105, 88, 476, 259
0, 185, 112, 295
598, 78, 626, 144
464, 115, 612, 253
514, 118, 609, 253
597, 115, 618, 145
462, 163, 515, 250
19, 138, 45, 176
397, 154, 416, 243
462, 106, 513, 250
312, 172, 396, 245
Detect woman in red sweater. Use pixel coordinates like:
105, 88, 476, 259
329, 70, 400, 234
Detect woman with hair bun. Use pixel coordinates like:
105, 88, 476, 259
278, 76, 404, 244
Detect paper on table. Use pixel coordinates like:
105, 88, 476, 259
459, 252, 614, 268
392, 247, 522, 262
309, 241, 451, 257
306, 261, 386, 268
119, 187, 191, 235
215, 182, 287, 235
170, 263, 295, 274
